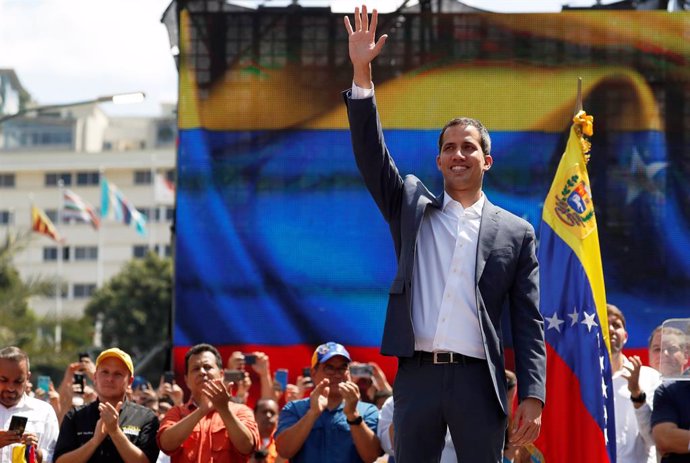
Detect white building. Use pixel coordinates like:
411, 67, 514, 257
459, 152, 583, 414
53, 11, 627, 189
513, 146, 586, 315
0, 70, 176, 318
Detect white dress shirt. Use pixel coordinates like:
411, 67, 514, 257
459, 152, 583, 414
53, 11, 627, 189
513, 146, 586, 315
411, 194, 485, 357
612, 362, 661, 463
351, 81, 486, 358
0, 394, 59, 463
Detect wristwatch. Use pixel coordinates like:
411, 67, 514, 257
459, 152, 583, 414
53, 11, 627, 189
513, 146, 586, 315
346, 415, 363, 426
630, 391, 646, 404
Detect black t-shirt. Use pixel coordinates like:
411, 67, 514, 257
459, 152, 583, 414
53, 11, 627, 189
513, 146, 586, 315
651, 381, 690, 463
53, 399, 160, 463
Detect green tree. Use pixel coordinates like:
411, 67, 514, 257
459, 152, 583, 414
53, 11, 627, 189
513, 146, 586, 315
84, 252, 172, 380
0, 232, 92, 378
0, 232, 50, 346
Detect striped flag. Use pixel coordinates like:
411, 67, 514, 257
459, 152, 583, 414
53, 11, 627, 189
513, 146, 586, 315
63, 189, 100, 229
31, 205, 62, 242
534, 110, 616, 462
154, 173, 175, 205
100, 177, 147, 236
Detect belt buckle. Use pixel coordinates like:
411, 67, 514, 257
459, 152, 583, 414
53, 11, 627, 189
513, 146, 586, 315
433, 352, 453, 364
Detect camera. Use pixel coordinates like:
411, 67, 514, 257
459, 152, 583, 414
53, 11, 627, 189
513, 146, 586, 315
243, 353, 257, 365
350, 364, 374, 377
164, 371, 175, 384
224, 369, 244, 384
73, 372, 85, 394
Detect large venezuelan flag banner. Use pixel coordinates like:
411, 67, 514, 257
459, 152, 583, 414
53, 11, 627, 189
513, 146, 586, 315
535, 110, 615, 462
173, 4, 690, 386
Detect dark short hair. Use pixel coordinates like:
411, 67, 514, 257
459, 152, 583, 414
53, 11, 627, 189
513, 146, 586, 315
606, 304, 626, 329
0, 346, 30, 371
184, 343, 222, 374
254, 397, 278, 414
438, 117, 492, 156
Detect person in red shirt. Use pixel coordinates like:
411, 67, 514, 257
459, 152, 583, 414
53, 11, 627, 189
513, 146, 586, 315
157, 343, 259, 463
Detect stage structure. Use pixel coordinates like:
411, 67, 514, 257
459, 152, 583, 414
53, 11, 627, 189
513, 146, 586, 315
173, 0, 690, 385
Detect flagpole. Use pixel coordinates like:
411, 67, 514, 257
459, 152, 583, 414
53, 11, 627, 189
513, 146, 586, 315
575, 77, 583, 115
150, 153, 158, 255
97, 167, 105, 288
56, 180, 65, 353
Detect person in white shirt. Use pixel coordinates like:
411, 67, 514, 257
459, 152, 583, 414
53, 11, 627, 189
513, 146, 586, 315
0, 346, 59, 463
608, 305, 661, 463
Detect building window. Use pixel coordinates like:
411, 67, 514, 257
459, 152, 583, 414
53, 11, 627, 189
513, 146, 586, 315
44, 209, 58, 223
76, 171, 100, 186
73, 283, 96, 298
74, 246, 98, 261
0, 174, 15, 188
165, 207, 174, 221
45, 172, 72, 187
134, 170, 152, 185
0, 210, 11, 225
166, 169, 176, 183
133, 245, 149, 258
43, 247, 70, 261
48, 284, 69, 298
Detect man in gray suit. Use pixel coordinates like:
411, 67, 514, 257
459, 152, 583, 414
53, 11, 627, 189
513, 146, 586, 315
342, 6, 546, 462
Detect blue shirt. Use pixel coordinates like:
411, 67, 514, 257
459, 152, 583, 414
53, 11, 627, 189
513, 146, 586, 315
275, 398, 379, 463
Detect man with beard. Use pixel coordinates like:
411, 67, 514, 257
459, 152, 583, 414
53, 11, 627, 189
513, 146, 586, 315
275, 342, 380, 463
0, 346, 58, 463
607, 304, 661, 463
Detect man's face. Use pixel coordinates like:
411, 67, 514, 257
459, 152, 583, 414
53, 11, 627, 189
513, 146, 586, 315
436, 124, 492, 202
94, 357, 132, 402
0, 359, 29, 408
607, 315, 627, 355
185, 351, 222, 396
255, 399, 279, 436
660, 333, 688, 376
649, 330, 662, 371
312, 356, 351, 394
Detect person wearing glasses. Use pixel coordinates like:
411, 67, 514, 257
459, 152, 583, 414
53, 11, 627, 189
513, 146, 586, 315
275, 342, 381, 463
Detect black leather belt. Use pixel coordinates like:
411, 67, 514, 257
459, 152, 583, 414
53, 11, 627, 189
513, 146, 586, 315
414, 351, 485, 365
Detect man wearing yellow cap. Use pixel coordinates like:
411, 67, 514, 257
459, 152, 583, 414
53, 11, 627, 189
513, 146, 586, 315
53, 347, 160, 463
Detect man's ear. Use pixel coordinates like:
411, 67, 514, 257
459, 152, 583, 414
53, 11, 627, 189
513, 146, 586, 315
436, 154, 442, 171
484, 154, 493, 171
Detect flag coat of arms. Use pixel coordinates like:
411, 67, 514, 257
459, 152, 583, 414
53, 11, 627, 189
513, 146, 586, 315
534, 110, 616, 462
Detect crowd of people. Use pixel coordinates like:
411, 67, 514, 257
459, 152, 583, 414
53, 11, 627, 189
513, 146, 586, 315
0, 320, 687, 463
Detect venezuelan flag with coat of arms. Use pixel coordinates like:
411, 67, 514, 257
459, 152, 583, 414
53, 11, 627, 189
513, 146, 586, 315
534, 109, 616, 462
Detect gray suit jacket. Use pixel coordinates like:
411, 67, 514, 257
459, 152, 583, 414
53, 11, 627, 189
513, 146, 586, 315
344, 92, 546, 413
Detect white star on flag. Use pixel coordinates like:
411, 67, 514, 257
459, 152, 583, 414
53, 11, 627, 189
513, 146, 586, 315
568, 307, 580, 326
581, 312, 598, 332
602, 378, 608, 398
545, 312, 565, 332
